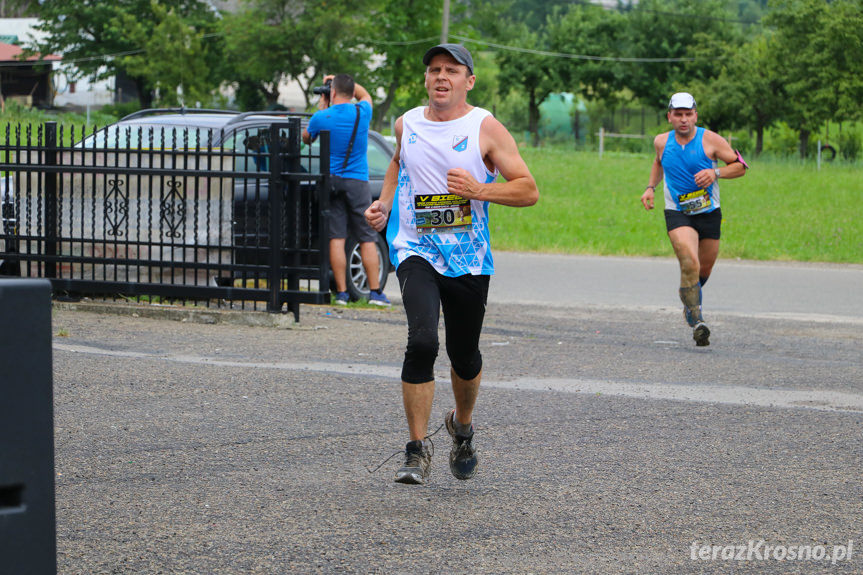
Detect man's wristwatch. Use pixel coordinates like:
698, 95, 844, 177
714, 168, 721, 179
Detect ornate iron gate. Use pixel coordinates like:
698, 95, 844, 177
0, 120, 333, 321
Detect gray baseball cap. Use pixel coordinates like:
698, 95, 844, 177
422, 43, 474, 74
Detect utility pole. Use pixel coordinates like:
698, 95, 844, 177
441, 0, 450, 43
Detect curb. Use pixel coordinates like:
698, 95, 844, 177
51, 300, 307, 329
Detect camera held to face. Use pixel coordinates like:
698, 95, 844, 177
313, 79, 332, 96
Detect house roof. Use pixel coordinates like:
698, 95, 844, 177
0, 42, 60, 63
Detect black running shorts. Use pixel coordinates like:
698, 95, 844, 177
396, 256, 489, 384
664, 208, 722, 240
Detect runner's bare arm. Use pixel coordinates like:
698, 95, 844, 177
365, 116, 402, 232
694, 130, 746, 188
447, 116, 538, 207
642, 134, 667, 211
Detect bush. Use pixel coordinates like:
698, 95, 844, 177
763, 123, 799, 157
2, 99, 46, 122
495, 90, 529, 134
727, 130, 753, 156
99, 101, 144, 119
838, 127, 861, 161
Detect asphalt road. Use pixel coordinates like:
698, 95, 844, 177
387, 252, 863, 321
48, 254, 863, 574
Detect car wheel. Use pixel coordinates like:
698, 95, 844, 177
344, 234, 388, 301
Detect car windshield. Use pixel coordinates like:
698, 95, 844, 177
367, 140, 391, 178
71, 116, 392, 179
77, 124, 225, 150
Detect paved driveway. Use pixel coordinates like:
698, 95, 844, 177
50, 255, 863, 574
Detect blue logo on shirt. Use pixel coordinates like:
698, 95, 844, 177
452, 136, 468, 152
408, 133, 417, 144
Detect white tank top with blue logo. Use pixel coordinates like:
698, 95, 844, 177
387, 106, 499, 277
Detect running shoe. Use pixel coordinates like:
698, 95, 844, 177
693, 321, 711, 347
445, 409, 478, 480
368, 290, 391, 307
394, 440, 432, 485
334, 291, 350, 305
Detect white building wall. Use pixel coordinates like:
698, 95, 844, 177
277, 79, 308, 111
0, 18, 114, 109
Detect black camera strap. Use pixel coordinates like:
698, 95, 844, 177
341, 104, 360, 172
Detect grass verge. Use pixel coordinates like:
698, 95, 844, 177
490, 147, 861, 264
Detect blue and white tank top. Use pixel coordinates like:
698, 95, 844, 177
661, 127, 720, 215
387, 106, 499, 277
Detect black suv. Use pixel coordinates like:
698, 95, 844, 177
78, 108, 394, 300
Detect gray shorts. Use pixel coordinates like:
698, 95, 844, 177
329, 176, 378, 242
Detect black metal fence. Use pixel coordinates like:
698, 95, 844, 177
0, 117, 333, 321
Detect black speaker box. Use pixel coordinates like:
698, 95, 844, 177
0, 279, 56, 575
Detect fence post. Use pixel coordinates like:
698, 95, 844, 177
283, 117, 303, 321
266, 123, 285, 314
598, 126, 604, 160
43, 122, 58, 279
318, 130, 331, 309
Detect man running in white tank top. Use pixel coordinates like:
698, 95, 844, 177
365, 43, 539, 485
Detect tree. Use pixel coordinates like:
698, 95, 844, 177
355, 0, 443, 130
495, 21, 554, 146
449, 0, 516, 121
621, 0, 742, 109
220, 0, 376, 111
220, 4, 306, 109
504, 0, 577, 30
684, 34, 785, 156
31, 0, 222, 108
0, 0, 37, 17
546, 3, 628, 102
766, 0, 863, 156
118, 4, 213, 107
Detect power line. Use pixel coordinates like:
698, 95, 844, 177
449, 34, 695, 63
363, 36, 438, 46
566, 0, 764, 26
30, 30, 694, 71
18, 31, 225, 68
618, 6, 763, 26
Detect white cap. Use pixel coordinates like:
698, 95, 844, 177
668, 92, 696, 110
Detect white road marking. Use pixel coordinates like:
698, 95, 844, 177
54, 343, 863, 413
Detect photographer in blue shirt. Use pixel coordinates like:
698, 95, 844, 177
303, 74, 390, 306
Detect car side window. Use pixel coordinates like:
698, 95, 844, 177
226, 128, 270, 173
301, 135, 389, 177
227, 127, 295, 173
303, 138, 321, 175
367, 139, 391, 179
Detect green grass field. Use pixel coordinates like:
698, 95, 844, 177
490, 147, 862, 264
2, 104, 859, 264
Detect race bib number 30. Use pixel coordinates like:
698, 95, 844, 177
414, 194, 473, 235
